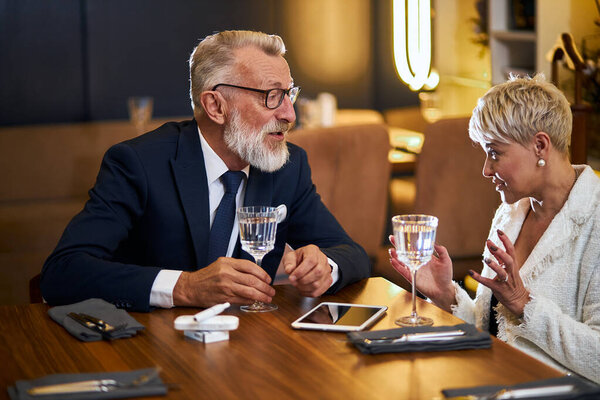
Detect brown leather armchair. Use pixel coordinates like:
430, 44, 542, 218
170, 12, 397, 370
289, 123, 391, 267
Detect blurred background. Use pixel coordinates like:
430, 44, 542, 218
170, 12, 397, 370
0, 0, 422, 125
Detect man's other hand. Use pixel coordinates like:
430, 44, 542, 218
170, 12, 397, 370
282, 244, 332, 297
173, 258, 275, 307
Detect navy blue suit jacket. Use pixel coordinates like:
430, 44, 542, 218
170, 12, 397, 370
41, 120, 370, 311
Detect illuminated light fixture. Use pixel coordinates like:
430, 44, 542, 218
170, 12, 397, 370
392, 0, 439, 91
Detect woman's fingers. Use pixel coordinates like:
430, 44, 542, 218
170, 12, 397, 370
433, 244, 448, 260
484, 257, 508, 282
469, 268, 506, 287
388, 248, 412, 282
496, 229, 515, 257
486, 240, 513, 270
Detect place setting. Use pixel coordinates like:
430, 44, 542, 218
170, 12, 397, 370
8, 367, 168, 400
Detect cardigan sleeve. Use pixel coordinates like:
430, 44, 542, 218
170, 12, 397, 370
509, 265, 600, 384
450, 281, 478, 325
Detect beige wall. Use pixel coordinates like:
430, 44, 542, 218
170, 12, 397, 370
431, 0, 491, 117
277, 0, 374, 107
433, 0, 491, 82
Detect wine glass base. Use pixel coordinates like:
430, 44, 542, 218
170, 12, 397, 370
240, 302, 278, 313
395, 315, 434, 327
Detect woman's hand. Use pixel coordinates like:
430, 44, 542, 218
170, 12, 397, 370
468, 229, 531, 317
388, 235, 456, 312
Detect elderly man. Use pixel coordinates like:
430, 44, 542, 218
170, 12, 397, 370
41, 30, 370, 312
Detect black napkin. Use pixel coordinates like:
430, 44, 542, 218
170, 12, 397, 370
7, 368, 167, 400
347, 323, 491, 354
442, 375, 600, 399
48, 298, 144, 342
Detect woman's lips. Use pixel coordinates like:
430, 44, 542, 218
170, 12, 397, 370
493, 179, 506, 192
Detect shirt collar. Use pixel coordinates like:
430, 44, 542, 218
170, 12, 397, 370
198, 127, 249, 185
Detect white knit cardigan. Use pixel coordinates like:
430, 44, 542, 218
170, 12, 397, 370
452, 165, 600, 384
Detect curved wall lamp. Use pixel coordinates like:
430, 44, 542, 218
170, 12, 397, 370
392, 0, 439, 91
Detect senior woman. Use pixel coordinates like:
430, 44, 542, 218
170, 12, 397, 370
389, 75, 600, 383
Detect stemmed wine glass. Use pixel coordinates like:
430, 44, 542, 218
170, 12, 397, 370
237, 206, 279, 312
392, 214, 438, 326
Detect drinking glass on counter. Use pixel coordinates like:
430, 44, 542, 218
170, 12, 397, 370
392, 214, 438, 326
237, 206, 280, 312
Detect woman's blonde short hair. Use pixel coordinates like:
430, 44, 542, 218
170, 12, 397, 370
469, 74, 572, 155
189, 30, 286, 114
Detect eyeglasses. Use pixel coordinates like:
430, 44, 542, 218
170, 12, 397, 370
212, 84, 301, 109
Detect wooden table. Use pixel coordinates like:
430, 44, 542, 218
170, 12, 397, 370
0, 278, 562, 399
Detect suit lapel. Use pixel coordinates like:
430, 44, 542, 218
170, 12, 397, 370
170, 120, 211, 268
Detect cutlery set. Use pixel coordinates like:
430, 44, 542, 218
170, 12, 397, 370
67, 312, 125, 339
26, 368, 161, 396
363, 329, 466, 345
445, 384, 576, 399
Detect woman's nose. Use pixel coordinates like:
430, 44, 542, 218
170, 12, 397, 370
482, 156, 493, 178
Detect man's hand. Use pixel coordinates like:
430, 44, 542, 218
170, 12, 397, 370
173, 257, 275, 308
282, 244, 332, 297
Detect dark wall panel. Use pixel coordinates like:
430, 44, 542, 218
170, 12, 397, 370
86, 0, 276, 120
0, 0, 85, 125
373, 0, 419, 111
0, 0, 418, 126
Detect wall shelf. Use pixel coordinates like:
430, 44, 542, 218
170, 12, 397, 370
491, 30, 536, 42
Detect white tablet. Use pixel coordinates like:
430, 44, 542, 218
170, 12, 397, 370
291, 302, 388, 332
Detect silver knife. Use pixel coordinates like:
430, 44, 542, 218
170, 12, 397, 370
444, 384, 576, 400
27, 379, 119, 395
364, 329, 466, 344
27, 368, 160, 396
492, 384, 575, 399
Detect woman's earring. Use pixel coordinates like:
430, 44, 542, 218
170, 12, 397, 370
537, 158, 546, 167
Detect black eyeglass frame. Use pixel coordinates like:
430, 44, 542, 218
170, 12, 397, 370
211, 83, 301, 109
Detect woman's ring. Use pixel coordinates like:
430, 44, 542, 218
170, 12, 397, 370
495, 274, 509, 283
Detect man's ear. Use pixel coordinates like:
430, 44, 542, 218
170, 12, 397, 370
533, 131, 551, 157
200, 91, 227, 125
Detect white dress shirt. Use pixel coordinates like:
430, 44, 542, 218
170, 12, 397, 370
149, 128, 338, 308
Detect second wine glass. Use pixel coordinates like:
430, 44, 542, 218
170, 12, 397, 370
237, 206, 279, 312
392, 214, 438, 326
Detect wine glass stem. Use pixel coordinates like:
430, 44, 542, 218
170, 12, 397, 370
253, 256, 265, 307
410, 267, 419, 320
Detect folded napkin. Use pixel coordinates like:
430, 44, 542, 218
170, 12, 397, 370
7, 368, 167, 400
347, 323, 491, 354
442, 375, 600, 399
48, 298, 144, 342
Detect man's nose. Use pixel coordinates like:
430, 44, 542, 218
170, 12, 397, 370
274, 95, 296, 124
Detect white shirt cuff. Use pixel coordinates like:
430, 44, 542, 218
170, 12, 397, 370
149, 269, 182, 308
328, 257, 339, 288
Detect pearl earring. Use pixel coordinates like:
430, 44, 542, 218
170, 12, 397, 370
537, 158, 546, 167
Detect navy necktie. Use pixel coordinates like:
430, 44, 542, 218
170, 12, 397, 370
207, 171, 245, 264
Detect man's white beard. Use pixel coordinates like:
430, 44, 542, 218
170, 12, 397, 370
224, 109, 291, 172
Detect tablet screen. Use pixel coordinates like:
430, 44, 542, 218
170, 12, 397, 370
291, 302, 387, 331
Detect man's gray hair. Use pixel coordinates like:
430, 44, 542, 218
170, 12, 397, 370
469, 74, 572, 155
189, 30, 286, 114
